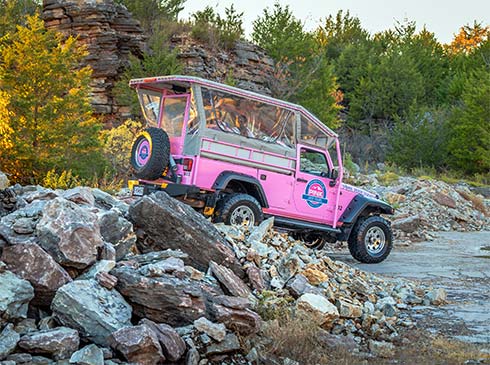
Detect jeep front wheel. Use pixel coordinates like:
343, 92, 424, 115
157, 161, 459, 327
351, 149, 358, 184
215, 194, 263, 228
348, 215, 393, 263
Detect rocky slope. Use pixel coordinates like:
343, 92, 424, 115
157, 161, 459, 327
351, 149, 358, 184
353, 173, 490, 245
0, 180, 450, 364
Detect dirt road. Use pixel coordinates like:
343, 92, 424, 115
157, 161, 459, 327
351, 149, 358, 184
333, 231, 490, 345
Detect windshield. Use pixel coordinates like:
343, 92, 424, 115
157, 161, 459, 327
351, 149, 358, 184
138, 89, 161, 128
161, 96, 187, 137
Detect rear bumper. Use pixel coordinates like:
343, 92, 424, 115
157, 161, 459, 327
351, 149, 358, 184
129, 179, 200, 197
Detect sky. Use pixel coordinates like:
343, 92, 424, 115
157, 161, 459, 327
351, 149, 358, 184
180, 0, 490, 44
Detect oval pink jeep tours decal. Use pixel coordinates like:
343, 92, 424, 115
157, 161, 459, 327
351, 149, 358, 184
302, 179, 328, 208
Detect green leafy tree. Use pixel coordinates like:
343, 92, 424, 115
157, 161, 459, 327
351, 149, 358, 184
348, 47, 424, 124
315, 10, 369, 60
252, 2, 313, 61
388, 107, 450, 169
0, 15, 105, 183
0, 0, 39, 37
252, 3, 340, 128
191, 4, 244, 49
115, 0, 186, 35
114, 48, 183, 117
447, 68, 490, 174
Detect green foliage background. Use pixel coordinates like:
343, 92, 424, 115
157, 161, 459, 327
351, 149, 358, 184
0, 0, 489, 184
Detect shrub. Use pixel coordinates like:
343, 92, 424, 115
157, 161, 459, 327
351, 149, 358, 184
100, 119, 144, 177
42, 170, 82, 190
190, 5, 244, 49
388, 108, 450, 170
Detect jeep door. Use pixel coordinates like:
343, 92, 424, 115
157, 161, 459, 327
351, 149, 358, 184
292, 145, 339, 225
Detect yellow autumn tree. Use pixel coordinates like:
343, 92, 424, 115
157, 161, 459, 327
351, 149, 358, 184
0, 90, 14, 149
0, 14, 106, 184
448, 22, 490, 54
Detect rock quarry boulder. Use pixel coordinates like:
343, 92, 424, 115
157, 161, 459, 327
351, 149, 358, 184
51, 280, 132, 346
112, 264, 210, 326
0, 270, 34, 320
2, 243, 72, 305
0, 172, 9, 190
18, 327, 79, 360
128, 192, 243, 276
69, 344, 104, 365
109, 324, 164, 365
296, 293, 339, 327
0, 324, 20, 360
139, 319, 186, 362
97, 209, 136, 261
36, 198, 103, 269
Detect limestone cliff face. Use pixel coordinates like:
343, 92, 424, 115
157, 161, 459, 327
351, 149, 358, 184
42, 0, 147, 118
42, 1, 276, 122
171, 34, 275, 96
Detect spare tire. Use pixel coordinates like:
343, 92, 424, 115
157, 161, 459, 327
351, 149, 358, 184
130, 127, 170, 180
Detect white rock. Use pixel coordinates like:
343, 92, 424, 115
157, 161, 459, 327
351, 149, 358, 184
296, 293, 339, 326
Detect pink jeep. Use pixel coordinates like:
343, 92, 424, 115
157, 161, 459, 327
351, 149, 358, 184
128, 76, 394, 263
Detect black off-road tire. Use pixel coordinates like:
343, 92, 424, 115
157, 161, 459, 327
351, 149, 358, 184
348, 215, 393, 263
130, 127, 170, 180
215, 194, 264, 228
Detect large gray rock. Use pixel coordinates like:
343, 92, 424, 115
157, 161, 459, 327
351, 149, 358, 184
207, 299, 261, 336
0, 188, 16, 219
209, 261, 252, 299
51, 280, 132, 346
0, 324, 20, 360
91, 189, 128, 214
112, 265, 209, 326
109, 325, 164, 365
0, 172, 9, 190
0, 270, 34, 320
61, 187, 95, 207
296, 293, 339, 327
2, 243, 72, 305
205, 333, 240, 356
18, 327, 79, 360
128, 192, 243, 276
36, 198, 103, 269
0, 200, 46, 244
69, 344, 104, 365
97, 209, 136, 261
139, 319, 186, 362
194, 317, 226, 342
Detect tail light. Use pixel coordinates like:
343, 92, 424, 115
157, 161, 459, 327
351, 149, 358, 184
183, 158, 194, 171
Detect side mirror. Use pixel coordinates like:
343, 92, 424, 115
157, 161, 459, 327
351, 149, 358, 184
329, 169, 338, 187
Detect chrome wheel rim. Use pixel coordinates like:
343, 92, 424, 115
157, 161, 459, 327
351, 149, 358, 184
365, 226, 386, 255
230, 206, 255, 227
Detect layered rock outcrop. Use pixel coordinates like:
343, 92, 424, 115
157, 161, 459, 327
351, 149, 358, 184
42, 0, 147, 118
42, 1, 276, 123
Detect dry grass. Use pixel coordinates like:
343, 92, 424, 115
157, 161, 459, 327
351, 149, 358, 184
458, 190, 488, 216
371, 330, 490, 365
254, 316, 359, 365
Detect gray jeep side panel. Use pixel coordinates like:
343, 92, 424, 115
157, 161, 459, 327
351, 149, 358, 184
213, 171, 269, 208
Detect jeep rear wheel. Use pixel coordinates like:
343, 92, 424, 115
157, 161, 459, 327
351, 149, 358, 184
348, 215, 393, 263
130, 127, 170, 180
215, 194, 264, 228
